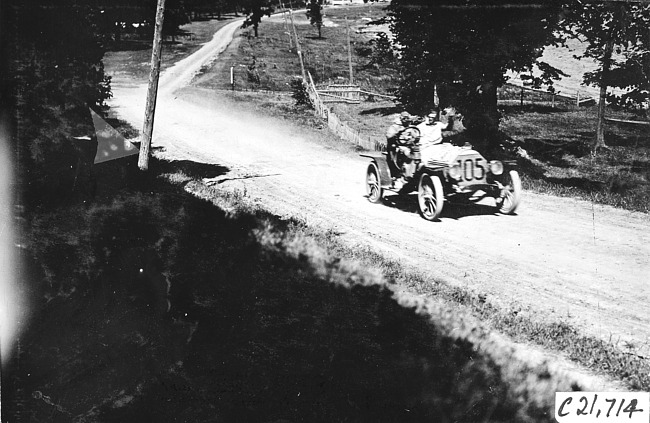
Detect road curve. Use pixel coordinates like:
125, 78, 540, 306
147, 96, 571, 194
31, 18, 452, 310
108, 19, 650, 360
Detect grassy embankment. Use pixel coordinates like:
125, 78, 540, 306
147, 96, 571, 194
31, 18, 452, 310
11, 156, 602, 422
197, 4, 649, 214
193, 4, 650, 387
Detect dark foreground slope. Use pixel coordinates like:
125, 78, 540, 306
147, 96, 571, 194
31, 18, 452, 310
3, 156, 576, 423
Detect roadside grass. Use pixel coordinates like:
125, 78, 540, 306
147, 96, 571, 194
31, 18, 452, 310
501, 106, 650, 213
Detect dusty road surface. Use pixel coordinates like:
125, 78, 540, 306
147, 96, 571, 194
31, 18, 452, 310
108, 19, 650, 360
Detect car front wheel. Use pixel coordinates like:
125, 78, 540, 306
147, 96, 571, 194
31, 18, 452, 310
418, 174, 444, 221
496, 170, 522, 214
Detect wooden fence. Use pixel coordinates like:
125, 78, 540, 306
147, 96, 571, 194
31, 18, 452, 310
498, 83, 595, 108
306, 72, 385, 151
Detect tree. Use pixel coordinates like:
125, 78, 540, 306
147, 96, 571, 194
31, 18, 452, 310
162, 0, 191, 42
306, 0, 323, 39
560, 1, 650, 152
6, 0, 112, 209
386, 0, 564, 151
242, 0, 274, 37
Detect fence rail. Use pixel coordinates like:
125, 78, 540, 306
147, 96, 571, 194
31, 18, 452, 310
306, 71, 385, 151
604, 117, 650, 127
498, 83, 595, 108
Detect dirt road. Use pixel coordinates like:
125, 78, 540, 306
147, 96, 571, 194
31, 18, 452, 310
108, 19, 650, 359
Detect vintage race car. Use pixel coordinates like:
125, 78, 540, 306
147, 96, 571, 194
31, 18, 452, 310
361, 128, 522, 221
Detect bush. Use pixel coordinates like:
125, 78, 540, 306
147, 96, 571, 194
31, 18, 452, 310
290, 77, 311, 107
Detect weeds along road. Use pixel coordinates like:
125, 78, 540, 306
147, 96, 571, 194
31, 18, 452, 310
109, 19, 650, 360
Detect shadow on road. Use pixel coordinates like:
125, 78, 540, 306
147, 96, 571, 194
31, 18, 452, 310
378, 192, 502, 220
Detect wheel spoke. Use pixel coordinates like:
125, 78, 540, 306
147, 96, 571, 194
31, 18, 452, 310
420, 193, 436, 217
369, 184, 379, 199
425, 199, 435, 216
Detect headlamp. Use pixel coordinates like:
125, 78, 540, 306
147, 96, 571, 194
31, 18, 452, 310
489, 160, 504, 175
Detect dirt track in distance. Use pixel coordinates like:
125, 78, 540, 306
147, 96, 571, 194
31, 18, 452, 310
108, 18, 650, 361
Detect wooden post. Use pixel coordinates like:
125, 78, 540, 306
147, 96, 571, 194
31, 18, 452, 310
279, 0, 292, 48
346, 16, 353, 84
138, 0, 166, 171
520, 86, 524, 107
289, 10, 306, 81
576, 91, 580, 107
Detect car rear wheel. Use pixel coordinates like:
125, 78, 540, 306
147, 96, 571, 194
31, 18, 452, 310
418, 174, 444, 221
366, 162, 383, 203
496, 170, 522, 214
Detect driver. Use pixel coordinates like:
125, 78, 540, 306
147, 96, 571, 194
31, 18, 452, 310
385, 111, 413, 185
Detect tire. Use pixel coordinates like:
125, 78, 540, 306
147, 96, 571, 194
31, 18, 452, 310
366, 162, 383, 203
496, 170, 522, 214
418, 174, 444, 221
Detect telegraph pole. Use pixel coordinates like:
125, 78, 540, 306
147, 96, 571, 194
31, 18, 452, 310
289, 9, 306, 81
138, 0, 166, 171
279, 0, 293, 48
346, 16, 353, 84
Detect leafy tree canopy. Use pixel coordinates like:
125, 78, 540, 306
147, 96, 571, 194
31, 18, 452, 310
241, 0, 274, 37
306, 0, 324, 38
386, 0, 564, 146
560, 1, 650, 111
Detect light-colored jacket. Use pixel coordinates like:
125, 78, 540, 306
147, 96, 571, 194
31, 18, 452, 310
417, 121, 446, 163
417, 121, 444, 147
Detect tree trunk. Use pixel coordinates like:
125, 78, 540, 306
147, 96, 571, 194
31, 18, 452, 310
594, 38, 614, 152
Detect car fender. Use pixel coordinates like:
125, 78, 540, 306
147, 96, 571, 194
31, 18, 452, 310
360, 153, 392, 189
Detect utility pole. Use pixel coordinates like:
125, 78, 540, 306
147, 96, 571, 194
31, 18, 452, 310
279, 0, 293, 48
138, 0, 166, 171
289, 9, 306, 80
346, 16, 353, 84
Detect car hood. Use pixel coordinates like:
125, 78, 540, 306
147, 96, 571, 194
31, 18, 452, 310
424, 144, 482, 167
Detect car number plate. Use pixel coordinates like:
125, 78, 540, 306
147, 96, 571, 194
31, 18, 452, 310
456, 157, 486, 183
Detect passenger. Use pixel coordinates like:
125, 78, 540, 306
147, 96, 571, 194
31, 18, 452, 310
418, 110, 447, 164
